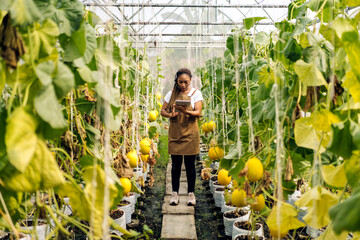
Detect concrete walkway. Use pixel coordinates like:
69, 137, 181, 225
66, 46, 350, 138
161, 159, 197, 240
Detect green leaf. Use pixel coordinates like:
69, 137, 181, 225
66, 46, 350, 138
95, 80, 120, 108
243, 17, 267, 30
330, 17, 356, 40
9, 0, 41, 27
226, 35, 242, 56
83, 23, 96, 64
24, 19, 59, 60
292, 17, 312, 36
289, 151, 312, 178
85, 11, 101, 28
76, 96, 95, 115
3, 140, 65, 192
60, 22, 86, 62
0, 105, 7, 152
345, 151, 360, 189
34, 0, 84, 36
342, 31, 360, 80
282, 38, 302, 62
321, 163, 347, 188
34, 84, 67, 129
295, 186, 338, 229
328, 120, 360, 159
342, 71, 360, 103
5, 108, 38, 172
341, 0, 360, 6
329, 190, 360, 234
35, 61, 55, 86
288, 0, 306, 19
53, 61, 74, 98
254, 32, 269, 46
294, 60, 327, 87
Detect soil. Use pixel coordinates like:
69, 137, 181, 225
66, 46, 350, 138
125, 135, 168, 239
234, 221, 261, 231
224, 210, 248, 219
215, 188, 225, 192
211, 169, 217, 175
194, 156, 228, 240
117, 200, 130, 206
234, 235, 264, 240
20, 219, 46, 227
211, 175, 218, 181
110, 208, 124, 219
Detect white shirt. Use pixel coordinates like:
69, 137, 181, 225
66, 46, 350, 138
164, 88, 203, 110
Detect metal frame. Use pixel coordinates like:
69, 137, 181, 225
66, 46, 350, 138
118, 21, 273, 25
83, 3, 288, 8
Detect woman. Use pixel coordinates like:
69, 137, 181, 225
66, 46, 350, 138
161, 68, 203, 206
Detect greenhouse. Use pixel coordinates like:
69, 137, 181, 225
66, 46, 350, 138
0, 0, 360, 239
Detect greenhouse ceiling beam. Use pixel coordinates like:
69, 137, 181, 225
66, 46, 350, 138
83, 3, 288, 8
143, 46, 226, 48
129, 33, 233, 36
119, 21, 272, 25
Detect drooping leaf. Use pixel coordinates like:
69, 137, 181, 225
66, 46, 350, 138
267, 202, 306, 235
34, 84, 67, 129
329, 190, 360, 234
9, 0, 41, 27
83, 166, 118, 238
321, 163, 347, 188
226, 35, 242, 56
295, 186, 338, 229
3, 140, 65, 192
243, 17, 267, 30
24, 19, 59, 60
34, 0, 84, 36
5, 108, 38, 172
53, 61, 74, 98
59, 21, 86, 62
294, 60, 327, 88
282, 38, 302, 62
342, 70, 360, 103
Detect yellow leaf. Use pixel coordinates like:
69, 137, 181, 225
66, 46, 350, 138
321, 163, 347, 188
315, 225, 348, 240
353, 232, 360, 240
267, 202, 306, 236
342, 70, 360, 103
295, 186, 338, 229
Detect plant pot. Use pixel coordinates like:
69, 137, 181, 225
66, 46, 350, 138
110, 208, 126, 237
233, 233, 265, 240
232, 221, 263, 239
118, 200, 132, 224
223, 210, 250, 236
19, 219, 50, 240
209, 175, 218, 193
306, 226, 322, 238
211, 180, 225, 196
214, 188, 225, 208
210, 161, 219, 170
122, 192, 136, 214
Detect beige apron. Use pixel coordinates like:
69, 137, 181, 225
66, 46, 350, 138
168, 89, 200, 155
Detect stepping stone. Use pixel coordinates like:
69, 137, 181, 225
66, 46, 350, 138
162, 196, 194, 215
161, 214, 197, 240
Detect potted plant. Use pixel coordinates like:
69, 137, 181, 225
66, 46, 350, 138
109, 208, 126, 237
118, 200, 132, 224
232, 220, 263, 239
223, 209, 250, 236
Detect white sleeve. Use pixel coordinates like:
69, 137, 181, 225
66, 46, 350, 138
164, 90, 172, 103
192, 90, 203, 103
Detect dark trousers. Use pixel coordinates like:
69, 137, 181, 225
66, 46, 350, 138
171, 155, 196, 193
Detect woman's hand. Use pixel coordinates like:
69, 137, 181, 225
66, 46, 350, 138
173, 104, 187, 114
169, 107, 179, 118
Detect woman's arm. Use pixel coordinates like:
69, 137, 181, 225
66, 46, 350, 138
174, 100, 202, 117
161, 101, 179, 118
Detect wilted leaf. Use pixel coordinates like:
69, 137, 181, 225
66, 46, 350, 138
329, 190, 360, 234
321, 163, 347, 188
3, 140, 65, 192
5, 108, 37, 172
315, 226, 348, 240
267, 202, 306, 235
24, 19, 59, 60
295, 186, 338, 229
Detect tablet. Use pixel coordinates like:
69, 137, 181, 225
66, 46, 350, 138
175, 100, 191, 106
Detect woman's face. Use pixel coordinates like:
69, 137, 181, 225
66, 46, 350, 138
177, 73, 191, 92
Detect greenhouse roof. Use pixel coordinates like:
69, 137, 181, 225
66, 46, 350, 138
82, 0, 291, 47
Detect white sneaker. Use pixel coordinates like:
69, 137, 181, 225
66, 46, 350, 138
187, 192, 196, 206
169, 192, 179, 205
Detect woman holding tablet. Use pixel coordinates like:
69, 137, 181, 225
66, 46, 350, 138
160, 68, 203, 206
